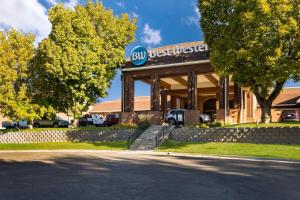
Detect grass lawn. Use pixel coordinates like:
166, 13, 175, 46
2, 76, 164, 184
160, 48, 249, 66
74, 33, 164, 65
225, 122, 300, 128
158, 140, 300, 160
0, 124, 139, 133
0, 141, 128, 151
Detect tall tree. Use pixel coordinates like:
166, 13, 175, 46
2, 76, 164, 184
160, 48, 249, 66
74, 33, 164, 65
0, 30, 38, 122
199, 0, 300, 123
31, 1, 136, 122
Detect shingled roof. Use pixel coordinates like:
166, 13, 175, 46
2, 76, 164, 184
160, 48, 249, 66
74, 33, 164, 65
272, 87, 300, 108
89, 96, 150, 113
89, 87, 300, 113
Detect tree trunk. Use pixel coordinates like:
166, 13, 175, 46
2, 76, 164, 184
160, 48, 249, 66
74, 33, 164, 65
252, 81, 285, 124
72, 111, 78, 128
260, 103, 272, 123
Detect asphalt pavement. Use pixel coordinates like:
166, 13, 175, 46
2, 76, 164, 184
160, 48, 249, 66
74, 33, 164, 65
0, 151, 299, 200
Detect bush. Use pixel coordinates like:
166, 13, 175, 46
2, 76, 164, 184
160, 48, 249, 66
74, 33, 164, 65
186, 122, 223, 129
187, 123, 209, 128
209, 122, 222, 128
111, 124, 137, 130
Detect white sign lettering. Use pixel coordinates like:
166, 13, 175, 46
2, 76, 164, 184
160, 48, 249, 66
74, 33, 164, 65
148, 43, 209, 59
132, 51, 147, 61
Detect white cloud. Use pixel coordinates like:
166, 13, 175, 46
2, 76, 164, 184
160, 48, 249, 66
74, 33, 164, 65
130, 12, 138, 19
194, 3, 201, 18
182, 3, 201, 26
47, 0, 58, 5
47, 0, 79, 9
141, 24, 162, 46
0, 0, 51, 43
116, 1, 125, 8
63, 0, 79, 9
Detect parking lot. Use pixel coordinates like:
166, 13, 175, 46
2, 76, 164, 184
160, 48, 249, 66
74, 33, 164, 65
0, 151, 300, 200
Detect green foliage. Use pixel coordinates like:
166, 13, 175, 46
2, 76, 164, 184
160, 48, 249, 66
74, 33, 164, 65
111, 123, 138, 130
0, 30, 39, 121
187, 122, 222, 128
31, 1, 136, 118
199, 0, 300, 122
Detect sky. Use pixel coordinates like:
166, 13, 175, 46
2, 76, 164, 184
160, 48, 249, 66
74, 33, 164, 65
0, 0, 299, 102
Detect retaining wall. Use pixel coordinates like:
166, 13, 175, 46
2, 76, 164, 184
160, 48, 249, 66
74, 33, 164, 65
170, 127, 300, 144
0, 129, 137, 144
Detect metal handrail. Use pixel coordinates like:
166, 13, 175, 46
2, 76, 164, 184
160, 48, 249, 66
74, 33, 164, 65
155, 125, 173, 148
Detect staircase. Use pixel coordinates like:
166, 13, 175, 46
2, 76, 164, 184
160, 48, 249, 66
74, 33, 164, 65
129, 125, 166, 151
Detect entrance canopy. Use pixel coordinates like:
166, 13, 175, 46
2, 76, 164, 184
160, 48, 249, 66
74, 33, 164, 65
121, 41, 240, 124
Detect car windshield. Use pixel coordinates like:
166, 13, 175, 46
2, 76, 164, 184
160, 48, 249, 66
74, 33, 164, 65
55, 116, 64, 121
283, 110, 296, 115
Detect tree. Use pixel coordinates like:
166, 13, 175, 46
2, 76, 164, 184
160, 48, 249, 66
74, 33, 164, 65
198, 0, 300, 123
0, 30, 38, 122
31, 1, 136, 123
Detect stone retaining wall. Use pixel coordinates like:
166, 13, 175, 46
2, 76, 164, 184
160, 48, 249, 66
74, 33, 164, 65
170, 127, 300, 144
0, 129, 137, 144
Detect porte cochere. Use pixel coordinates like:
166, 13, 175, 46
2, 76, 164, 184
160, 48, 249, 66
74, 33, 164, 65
120, 41, 256, 125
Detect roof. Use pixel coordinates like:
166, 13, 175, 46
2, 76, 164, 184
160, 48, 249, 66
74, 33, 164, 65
89, 96, 150, 113
272, 87, 300, 108
89, 87, 300, 113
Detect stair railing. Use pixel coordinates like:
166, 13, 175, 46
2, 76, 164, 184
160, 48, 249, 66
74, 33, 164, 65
155, 125, 173, 148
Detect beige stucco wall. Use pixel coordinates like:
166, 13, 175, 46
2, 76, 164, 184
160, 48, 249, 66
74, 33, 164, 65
255, 108, 300, 122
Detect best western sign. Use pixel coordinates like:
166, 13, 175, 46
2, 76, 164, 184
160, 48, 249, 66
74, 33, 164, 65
130, 43, 209, 66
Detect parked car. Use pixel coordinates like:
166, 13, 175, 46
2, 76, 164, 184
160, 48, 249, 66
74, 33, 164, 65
165, 109, 212, 126
33, 117, 69, 128
279, 110, 299, 122
104, 114, 119, 127
78, 114, 105, 127
2, 120, 28, 129
200, 114, 211, 123
164, 109, 185, 126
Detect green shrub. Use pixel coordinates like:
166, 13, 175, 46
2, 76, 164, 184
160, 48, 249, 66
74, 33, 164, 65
209, 122, 222, 128
111, 123, 137, 130
187, 123, 209, 128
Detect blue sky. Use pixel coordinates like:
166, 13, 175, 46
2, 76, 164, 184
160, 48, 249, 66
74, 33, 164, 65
0, 0, 299, 102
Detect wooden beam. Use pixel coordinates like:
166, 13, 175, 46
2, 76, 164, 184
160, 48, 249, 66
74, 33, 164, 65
204, 74, 218, 86
170, 76, 189, 87
140, 79, 171, 90
123, 63, 213, 78
164, 86, 234, 95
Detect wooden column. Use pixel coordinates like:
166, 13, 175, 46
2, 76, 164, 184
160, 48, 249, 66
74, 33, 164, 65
170, 95, 177, 109
219, 77, 225, 109
187, 71, 198, 110
161, 91, 168, 115
218, 77, 229, 110
225, 77, 229, 111
122, 74, 134, 112
151, 74, 160, 111
234, 83, 241, 108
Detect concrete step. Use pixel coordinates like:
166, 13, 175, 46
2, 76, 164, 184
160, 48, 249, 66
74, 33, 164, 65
129, 125, 164, 151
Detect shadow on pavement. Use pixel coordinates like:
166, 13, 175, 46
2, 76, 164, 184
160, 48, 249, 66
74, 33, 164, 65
0, 152, 299, 200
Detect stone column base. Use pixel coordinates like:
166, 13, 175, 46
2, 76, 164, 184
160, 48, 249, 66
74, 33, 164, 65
120, 111, 161, 125
184, 110, 200, 125
216, 109, 232, 124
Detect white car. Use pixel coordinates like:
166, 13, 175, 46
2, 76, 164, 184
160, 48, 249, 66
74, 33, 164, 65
79, 114, 105, 127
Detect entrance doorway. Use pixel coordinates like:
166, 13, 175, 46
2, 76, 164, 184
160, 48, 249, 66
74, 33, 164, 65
203, 98, 216, 122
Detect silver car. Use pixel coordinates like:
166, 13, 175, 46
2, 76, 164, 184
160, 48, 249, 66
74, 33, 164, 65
33, 117, 69, 128
200, 114, 211, 123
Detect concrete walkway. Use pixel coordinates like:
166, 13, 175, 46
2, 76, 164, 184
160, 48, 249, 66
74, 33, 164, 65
129, 125, 163, 150
0, 151, 300, 200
